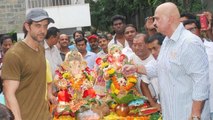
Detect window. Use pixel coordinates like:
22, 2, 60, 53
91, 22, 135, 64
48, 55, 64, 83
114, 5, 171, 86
26, 0, 79, 9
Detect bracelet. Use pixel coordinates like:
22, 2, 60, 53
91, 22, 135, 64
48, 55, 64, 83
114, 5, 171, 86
191, 116, 200, 120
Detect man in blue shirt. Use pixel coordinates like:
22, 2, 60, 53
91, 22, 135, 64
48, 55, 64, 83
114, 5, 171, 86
75, 37, 97, 69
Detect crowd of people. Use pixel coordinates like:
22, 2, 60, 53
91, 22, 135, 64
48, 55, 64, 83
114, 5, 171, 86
0, 2, 212, 120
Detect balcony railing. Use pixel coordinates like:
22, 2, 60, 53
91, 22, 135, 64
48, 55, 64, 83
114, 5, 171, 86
25, 0, 84, 9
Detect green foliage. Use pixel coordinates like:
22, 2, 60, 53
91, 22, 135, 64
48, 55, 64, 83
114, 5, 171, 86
85, 0, 147, 32
85, 0, 205, 32
110, 91, 146, 104
8, 30, 16, 36
190, 0, 203, 13
148, 0, 162, 7
150, 112, 161, 120
177, 0, 203, 13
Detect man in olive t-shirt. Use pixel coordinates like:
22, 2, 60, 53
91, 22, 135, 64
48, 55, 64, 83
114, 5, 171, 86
1, 8, 54, 120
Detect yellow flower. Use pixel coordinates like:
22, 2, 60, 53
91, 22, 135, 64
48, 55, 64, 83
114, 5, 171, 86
158, 116, 162, 120
62, 72, 70, 79
73, 93, 77, 99
87, 75, 92, 81
110, 103, 117, 109
54, 116, 75, 120
127, 76, 137, 83
101, 62, 109, 69
103, 112, 119, 120
111, 84, 120, 94
107, 68, 115, 75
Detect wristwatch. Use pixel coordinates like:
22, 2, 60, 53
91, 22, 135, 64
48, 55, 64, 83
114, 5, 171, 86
192, 116, 200, 120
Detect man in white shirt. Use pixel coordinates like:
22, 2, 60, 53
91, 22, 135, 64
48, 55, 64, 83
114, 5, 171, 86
204, 40, 213, 120
124, 24, 138, 47
108, 15, 129, 48
183, 18, 213, 120
97, 35, 109, 57
132, 33, 160, 110
145, 33, 165, 111
44, 27, 62, 78
59, 34, 70, 61
123, 2, 210, 120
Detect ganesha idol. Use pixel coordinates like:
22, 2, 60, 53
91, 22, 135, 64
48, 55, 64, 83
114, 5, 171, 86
95, 45, 137, 95
54, 50, 96, 115
107, 45, 127, 72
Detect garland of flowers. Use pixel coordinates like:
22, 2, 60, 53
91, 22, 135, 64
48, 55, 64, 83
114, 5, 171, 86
69, 75, 85, 91
106, 67, 137, 94
96, 55, 137, 95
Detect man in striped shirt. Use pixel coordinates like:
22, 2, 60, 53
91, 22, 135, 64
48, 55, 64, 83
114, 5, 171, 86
123, 2, 210, 120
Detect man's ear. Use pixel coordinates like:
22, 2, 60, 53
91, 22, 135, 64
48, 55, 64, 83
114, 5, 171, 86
24, 22, 30, 32
168, 15, 178, 25
49, 36, 54, 40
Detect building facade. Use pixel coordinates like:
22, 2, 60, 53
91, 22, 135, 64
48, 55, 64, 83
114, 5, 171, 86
0, 0, 86, 40
0, 0, 25, 34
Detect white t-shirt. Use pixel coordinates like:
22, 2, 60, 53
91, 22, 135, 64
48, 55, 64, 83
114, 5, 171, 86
108, 40, 160, 99
128, 52, 159, 100
143, 59, 160, 99
108, 35, 129, 49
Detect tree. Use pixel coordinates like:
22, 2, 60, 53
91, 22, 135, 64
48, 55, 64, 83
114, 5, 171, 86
85, 0, 204, 33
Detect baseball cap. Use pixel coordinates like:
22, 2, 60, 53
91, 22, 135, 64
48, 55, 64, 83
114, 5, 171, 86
87, 35, 98, 42
26, 8, 54, 23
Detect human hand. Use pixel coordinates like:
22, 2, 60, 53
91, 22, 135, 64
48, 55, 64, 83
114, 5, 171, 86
49, 95, 58, 105
145, 16, 155, 30
203, 11, 212, 31
203, 11, 212, 22
122, 64, 137, 75
150, 102, 161, 112
188, 116, 201, 120
198, 11, 212, 31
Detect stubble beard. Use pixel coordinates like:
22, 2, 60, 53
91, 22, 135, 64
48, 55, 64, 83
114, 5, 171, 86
31, 33, 45, 44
